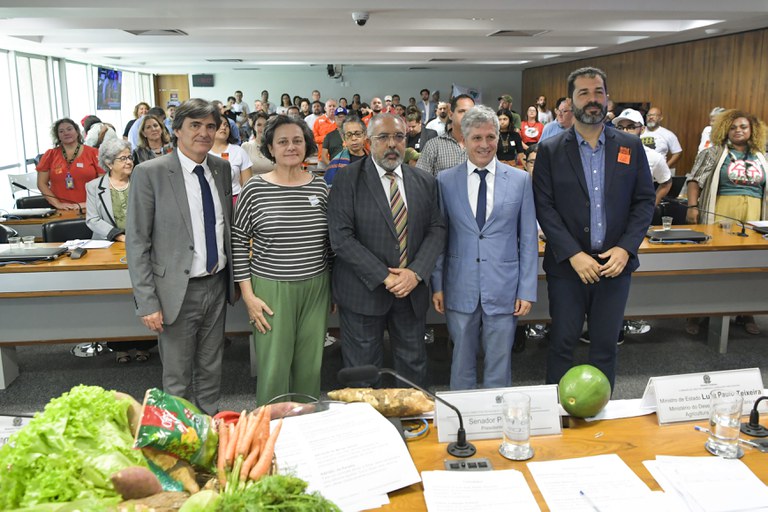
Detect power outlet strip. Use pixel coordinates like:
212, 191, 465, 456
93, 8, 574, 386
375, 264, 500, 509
444, 458, 493, 471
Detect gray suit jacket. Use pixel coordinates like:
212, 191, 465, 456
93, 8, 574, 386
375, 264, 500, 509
327, 156, 445, 317
85, 174, 123, 241
126, 149, 235, 324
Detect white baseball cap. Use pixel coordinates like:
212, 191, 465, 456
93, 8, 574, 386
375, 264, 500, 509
612, 108, 644, 127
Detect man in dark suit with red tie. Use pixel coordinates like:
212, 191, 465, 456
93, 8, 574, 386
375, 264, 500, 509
533, 67, 655, 390
328, 113, 446, 387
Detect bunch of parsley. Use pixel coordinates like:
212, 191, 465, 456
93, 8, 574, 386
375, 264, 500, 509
216, 474, 340, 511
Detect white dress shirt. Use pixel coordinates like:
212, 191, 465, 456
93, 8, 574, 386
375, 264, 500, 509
372, 161, 408, 208
466, 158, 497, 221
178, 150, 227, 277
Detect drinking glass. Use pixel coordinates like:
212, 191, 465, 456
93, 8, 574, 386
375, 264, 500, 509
705, 388, 743, 459
499, 392, 534, 461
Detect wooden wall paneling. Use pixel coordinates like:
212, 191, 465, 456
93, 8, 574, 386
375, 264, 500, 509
522, 29, 768, 176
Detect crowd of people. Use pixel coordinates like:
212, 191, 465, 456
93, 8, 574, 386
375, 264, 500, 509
31, 71, 767, 412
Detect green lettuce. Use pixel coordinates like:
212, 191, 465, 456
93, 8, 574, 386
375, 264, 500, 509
0, 385, 147, 510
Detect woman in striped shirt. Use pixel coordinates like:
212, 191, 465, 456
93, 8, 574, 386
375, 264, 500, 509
232, 115, 332, 406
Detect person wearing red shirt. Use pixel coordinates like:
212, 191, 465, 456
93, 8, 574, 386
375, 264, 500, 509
37, 118, 104, 210
520, 105, 544, 150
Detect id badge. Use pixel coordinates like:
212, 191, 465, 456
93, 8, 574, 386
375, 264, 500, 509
65, 172, 75, 189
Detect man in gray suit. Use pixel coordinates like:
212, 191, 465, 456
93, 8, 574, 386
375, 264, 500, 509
127, 98, 235, 415
328, 113, 445, 388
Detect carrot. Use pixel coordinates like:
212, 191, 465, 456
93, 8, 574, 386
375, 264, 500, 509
217, 420, 229, 487
256, 405, 271, 455
225, 423, 237, 466
244, 407, 266, 455
249, 418, 283, 481
237, 413, 258, 457
239, 438, 261, 481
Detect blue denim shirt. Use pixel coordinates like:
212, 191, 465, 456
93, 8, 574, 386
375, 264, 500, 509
575, 129, 606, 251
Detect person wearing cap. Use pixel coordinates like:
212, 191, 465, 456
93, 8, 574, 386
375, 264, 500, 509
612, 109, 672, 205
497, 95, 521, 131
312, 98, 339, 146
320, 106, 348, 165
383, 95, 395, 114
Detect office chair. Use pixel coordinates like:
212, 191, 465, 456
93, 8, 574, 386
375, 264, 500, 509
41, 219, 105, 357
42, 218, 92, 242
0, 224, 18, 244
15, 196, 52, 209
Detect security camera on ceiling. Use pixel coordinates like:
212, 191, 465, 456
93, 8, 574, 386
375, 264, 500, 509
352, 12, 369, 27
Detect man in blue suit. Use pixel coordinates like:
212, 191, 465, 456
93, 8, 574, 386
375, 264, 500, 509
431, 105, 539, 390
533, 67, 655, 390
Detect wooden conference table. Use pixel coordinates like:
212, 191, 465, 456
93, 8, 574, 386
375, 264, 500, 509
0, 243, 253, 389
0, 224, 767, 388
385, 413, 768, 511
2, 209, 83, 239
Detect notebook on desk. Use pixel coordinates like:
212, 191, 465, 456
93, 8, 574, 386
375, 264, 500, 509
0, 246, 67, 262
747, 221, 768, 235
646, 228, 710, 243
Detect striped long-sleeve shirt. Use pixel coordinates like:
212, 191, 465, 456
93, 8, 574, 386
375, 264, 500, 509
232, 174, 330, 282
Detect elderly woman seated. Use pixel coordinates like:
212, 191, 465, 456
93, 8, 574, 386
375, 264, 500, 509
86, 138, 157, 362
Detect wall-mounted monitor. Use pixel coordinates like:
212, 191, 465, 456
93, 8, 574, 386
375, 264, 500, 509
192, 74, 215, 87
96, 67, 122, 110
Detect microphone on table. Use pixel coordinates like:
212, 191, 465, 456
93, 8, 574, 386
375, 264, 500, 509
11, 182, 84, 215
741, 395, 768, 437
337, 365, 477, 458
665, 197, 748, 237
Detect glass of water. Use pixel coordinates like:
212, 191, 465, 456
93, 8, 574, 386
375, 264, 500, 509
499, 392, 534, 461
705, 388, 744, 459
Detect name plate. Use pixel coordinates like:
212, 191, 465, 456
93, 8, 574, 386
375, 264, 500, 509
435, 385, 561, 442
640, 368, 764, 424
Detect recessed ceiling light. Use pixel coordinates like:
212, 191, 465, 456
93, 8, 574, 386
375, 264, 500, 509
470, 17, 494, 21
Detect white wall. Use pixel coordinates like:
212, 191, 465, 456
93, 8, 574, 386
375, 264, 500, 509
188, 68, 525, 113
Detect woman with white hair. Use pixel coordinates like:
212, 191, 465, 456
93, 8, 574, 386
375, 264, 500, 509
86, 137, 157, 362
86, 138, 133, 241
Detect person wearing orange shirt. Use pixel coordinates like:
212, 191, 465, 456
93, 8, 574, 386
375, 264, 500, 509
313, 98, 338, 146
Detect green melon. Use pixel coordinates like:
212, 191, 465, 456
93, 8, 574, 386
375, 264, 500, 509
558, 365, 612, 418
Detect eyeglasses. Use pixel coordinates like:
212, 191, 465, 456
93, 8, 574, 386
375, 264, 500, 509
345, 131, 365, 140
113, 155, 133, 163
616, 124, 641, 131
372, 133, 406, 143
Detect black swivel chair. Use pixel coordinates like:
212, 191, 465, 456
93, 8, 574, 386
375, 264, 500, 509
0, 224, 18, 244
42, 218, 92, 242
15, 196, 52, 209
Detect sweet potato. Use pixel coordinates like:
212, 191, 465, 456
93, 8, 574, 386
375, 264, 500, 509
111, 466, 163, 500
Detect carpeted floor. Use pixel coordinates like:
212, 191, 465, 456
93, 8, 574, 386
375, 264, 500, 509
0, 316, 765, 416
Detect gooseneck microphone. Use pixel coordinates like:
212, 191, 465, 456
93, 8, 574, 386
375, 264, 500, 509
665, 197, 748, 237
11, 182, 84, 215
741, 395, 768, 437
337, 365, 477, 458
